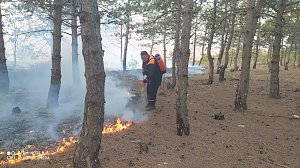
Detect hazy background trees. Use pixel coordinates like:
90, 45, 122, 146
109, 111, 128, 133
0, 1, 9, 94
0, 0, 300, 166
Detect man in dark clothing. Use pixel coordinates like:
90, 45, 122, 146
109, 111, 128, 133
140, 51, 163, 111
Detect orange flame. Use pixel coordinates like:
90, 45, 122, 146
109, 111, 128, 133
0, 136, 78, 165
102, 118, 133, 134
0, 118, 133, 165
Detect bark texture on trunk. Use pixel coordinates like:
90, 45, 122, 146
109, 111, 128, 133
224, 1, 236, 69
252, 43, 259, 69
280, 39, 284, 66
73, 0, 105, 167
163, 32, 167, 68
170, 0, 182, 89
267, 43, 272, 70
120, 24, 123, 65
123, 0, 130, 71
198, 42, 204, 66
234, 0, 264, 112
0, 4, 9, 94
270, 0, 285, 99
233, 32, 242, 71
295, 41, 300, 68
293, 46, 297, 68
219, 0, 236, 81
298, 49, 300, 67
71, 0, 81, 85
284, 43, 292, 70
47, 0, 63, 108
216, 1, 228, 74
198, 25, 207, 66
176, 0, 193, 136
13, 33, 16, 69
207, 0, 217, 84
162, 32, 167, 89
192, 21, 197, 66
150, 36, 154, 54
252, 19, 261, 69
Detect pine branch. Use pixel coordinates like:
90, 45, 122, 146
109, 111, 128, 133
16, 29, 72, 36
286, 1, 300, 7
145, 10, 176, 25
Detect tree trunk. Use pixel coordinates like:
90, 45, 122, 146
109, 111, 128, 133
224, 1, 236, 70
73, 0, 105, 167
216, 1, 228, 74
192, 21, 197, 66
252, 19, 261, 69
176, 0, 192, 136
198, 25, 207, 66
283, 47, 286, 68
269, 0, 285, 99
219, 0, 236, 82
252, 41, 259, 69
234, 0, 263, 112
252, 39, 259, 69
47, 0, 63, 108
267, 43, 272, 70
71, 0, 81, 85
284, 43, 292, 70
11, 15, 17, 70
198, 42, 205, 66
233, 32, 242, 71
0, 4, 9, 94
280, 39, 284, 66
293, 45, 297, 68
163, 32, 167, 67
298, 49, 300, 67
120, 24, 123, 66
216, 31, 228, 74
123, 0, 130, 71
150, 36, 155, 55
170, 0, 181, 89
162, 32, 167, 89
230, 48, 234, 67
207, 0, 217, 84
13, 32, 16, 69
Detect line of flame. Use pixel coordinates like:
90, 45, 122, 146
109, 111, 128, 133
0, 118, 133, 165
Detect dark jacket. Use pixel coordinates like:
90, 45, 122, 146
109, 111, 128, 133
142, 56, 162, 86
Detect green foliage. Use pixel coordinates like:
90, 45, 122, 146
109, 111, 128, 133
136, 0, 176, 40
2, 0, 299, 70
255, 50, 269, 65
260, 0, 300, 57
20, 0, 53, 15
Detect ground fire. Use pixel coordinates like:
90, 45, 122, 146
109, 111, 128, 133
0, 118, 133, 165
102, 118, 133, 134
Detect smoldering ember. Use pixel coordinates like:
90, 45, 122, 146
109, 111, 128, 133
0, 0, 300, 168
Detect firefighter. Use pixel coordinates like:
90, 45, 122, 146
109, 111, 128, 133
140, 51, 162, 111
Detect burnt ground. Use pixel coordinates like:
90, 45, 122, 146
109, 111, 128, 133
1, 66, 300, 168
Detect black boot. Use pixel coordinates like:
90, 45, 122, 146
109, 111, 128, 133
146, 101, 155, 111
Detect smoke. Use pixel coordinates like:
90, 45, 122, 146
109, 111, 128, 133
0, 62, 83, 143
0, 52, 147, 151
0, 25, 195, 152
105, 75, 146, 122
0, 35, 204, 149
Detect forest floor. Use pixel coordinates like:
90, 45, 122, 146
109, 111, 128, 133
2, 66, 300, 168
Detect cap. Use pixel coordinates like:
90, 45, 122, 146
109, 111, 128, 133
140, 51, 148, 56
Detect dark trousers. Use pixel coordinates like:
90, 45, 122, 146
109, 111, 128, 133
147, 82, 160, 106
